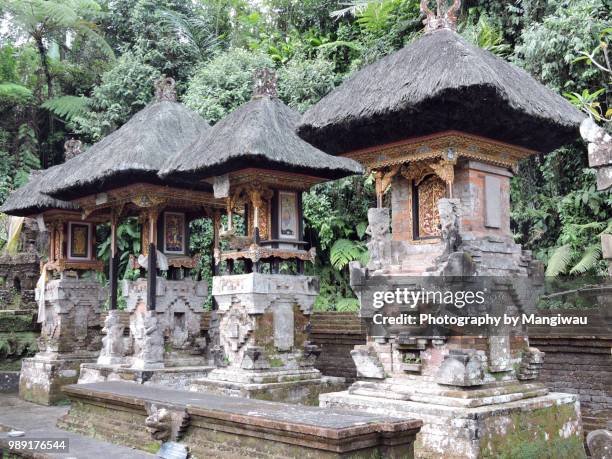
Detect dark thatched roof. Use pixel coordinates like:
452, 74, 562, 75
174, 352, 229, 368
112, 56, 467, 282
159, 95, 363, 181
297, 29, 585, 155
43, 101, 211, 200
0, 167, 78, 217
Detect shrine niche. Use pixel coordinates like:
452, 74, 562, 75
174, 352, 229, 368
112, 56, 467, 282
414, 173, 445, 239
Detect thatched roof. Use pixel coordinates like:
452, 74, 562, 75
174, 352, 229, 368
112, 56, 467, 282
298, 28, 584, 155
43, 101, 211, 200
160, 95, 363, 181
0, 167, 78, 217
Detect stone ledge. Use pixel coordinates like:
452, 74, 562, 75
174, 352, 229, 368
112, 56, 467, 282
320, 390, 584, 458
60, 381, 422, 458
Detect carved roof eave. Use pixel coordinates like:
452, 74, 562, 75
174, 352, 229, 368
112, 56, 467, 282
203, 168, 325, 192
342, 131, 537, 172
75, 183, 223, 219
28, 208, 107, 223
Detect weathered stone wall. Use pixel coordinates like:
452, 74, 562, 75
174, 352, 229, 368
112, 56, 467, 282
309, 312, 365, 382
530, 334, 611, 437
0, 252, 39, 310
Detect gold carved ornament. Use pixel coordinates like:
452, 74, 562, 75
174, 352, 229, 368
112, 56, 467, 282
417, 175, 446, 238
373, 165, 401, 207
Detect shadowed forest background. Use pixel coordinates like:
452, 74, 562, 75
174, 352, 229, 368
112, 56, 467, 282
0, 0, 610, 311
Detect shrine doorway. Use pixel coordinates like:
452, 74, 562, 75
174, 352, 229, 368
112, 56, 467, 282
412, 174, 446, 240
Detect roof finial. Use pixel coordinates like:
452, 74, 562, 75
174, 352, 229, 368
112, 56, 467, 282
154, 76, 177, 102
64, 138, 82, 160
420, 0, 461, 33
252, 68, 278, 98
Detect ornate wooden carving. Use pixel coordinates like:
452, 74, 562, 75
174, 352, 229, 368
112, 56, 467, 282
420, 0, 461, 32
344, 131, 533, 171
218, 246, 316, 264
416, 175, 446, 238
374, 165, 401, 206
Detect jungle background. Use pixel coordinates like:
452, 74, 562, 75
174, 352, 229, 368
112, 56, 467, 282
0, 0, 610, 312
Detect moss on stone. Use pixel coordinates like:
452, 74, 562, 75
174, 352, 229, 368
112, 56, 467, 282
480, 403, 585, 459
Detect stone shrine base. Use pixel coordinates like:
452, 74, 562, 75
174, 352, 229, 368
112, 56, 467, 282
190, 367, 345, 405
59, 381, 422, 458
78, 363, 214, 390
19, 352, 98, 405
321, 385, 585, 459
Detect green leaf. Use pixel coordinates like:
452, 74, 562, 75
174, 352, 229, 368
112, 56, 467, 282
41, 95, 91, 121
545, 244, 573, 277
569, 245, 601, 274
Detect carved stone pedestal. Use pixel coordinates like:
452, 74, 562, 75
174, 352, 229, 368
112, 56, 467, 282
81, 277, 214, 388
19, 278, 105, 405
191, 273, 345, 405
321, 388, 583, 459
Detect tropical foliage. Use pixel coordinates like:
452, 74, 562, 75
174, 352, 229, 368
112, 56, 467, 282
0, 0, 610, 311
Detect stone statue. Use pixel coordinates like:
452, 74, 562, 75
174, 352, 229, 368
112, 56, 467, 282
145, 407, 173, 441
366, 208, 391, 271
132, 311, 164, 369
252, 67, 278, 98
154, 76, 177, 102
580, 118, 612, 192
63, 138, 82, 160
144, 404, 190, 443
97, 310, 126, 365
437, 198, 461, 257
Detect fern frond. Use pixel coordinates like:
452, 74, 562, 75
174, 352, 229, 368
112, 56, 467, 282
569, 244, 601, 274
0, 83, 33, 104
38, 1, 79, 27
330, 238, 365, 270
42, 95, 91, 121
336, 297, 360, 312
545, 244, 573, 277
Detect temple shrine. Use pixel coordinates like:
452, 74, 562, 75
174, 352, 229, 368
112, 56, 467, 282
39, 77, 222, 386
160, 69, 362, 403
296, 0, 586, 457
0, 142, 106, 404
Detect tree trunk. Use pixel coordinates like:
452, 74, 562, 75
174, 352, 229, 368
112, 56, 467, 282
34, 33, 53, 168
34, 35, 53, 99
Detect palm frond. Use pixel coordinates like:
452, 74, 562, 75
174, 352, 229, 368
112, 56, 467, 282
569, 244, 601, 274
330, 1, 371, 20
545, 244, 573, 277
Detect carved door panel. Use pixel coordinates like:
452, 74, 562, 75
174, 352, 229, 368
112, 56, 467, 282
413, 174, 446, 239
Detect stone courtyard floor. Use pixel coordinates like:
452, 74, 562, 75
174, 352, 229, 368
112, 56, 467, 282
0, 391, 154, 458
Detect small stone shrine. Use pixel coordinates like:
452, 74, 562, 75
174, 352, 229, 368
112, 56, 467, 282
298, 0, 586, 456
0, 147, 107, 405
0, 215, 41, 311
160, 69, 363, 404
42, 77, 222, 387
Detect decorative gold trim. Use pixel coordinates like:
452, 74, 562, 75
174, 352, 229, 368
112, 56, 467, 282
218, 246, 316, 264
216, 168, 324, 191
344, 131, 534, 170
